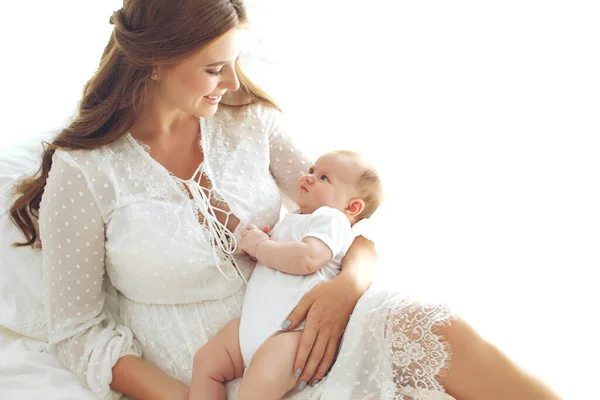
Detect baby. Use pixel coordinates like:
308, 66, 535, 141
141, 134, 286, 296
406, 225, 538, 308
190, 150, 384, 400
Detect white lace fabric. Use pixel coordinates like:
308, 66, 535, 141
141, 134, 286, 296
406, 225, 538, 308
39, 101, 454, 400
322, 290, 456, 400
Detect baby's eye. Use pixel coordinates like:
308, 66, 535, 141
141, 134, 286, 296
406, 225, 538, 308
308, 168, 314, 174
320, 175, 329, 182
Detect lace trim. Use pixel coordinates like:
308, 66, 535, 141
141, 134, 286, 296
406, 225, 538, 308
368, 296, 455, 399
127, 124, 228, 205
127, 131, 203, 180
132, 136, 152, 154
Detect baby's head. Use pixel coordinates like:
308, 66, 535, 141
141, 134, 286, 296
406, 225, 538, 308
296, 150, 384, 225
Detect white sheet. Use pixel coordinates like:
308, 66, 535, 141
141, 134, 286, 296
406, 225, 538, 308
0, 132, 54, 342
0, 133, 96, 400
0, 328, 96, 400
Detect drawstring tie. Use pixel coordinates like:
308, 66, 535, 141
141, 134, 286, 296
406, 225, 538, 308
177, 163, 248, 285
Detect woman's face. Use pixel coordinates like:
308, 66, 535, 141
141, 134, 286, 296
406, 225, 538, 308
155, 27, 247, 118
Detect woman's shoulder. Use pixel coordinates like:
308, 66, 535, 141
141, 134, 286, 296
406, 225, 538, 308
52, 148, 95, 170
46, 139, 136, 211
216, 92, 282, 128
53, 136, 129, 164
51, 136, 132, 181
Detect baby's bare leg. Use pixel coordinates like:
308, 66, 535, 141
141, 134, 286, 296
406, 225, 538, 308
238, 331, 303, 400
190, 318, 245, 400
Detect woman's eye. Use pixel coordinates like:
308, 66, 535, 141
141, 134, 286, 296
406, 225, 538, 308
206, 70, 223, 76
320, 175, 329, 182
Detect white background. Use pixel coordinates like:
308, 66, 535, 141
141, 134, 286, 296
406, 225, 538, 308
1, 1, 599, 398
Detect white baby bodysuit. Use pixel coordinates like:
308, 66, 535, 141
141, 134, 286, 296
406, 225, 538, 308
239, 206, 355, 367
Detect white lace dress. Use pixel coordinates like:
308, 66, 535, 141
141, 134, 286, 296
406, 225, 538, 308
38, 100, 455, 400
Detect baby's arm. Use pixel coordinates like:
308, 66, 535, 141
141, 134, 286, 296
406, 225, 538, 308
255, 237, 333, 275
239, 225, 333, 275
239, 224, 332, 275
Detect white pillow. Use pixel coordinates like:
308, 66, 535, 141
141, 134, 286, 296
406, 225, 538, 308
0, 131, 56, 341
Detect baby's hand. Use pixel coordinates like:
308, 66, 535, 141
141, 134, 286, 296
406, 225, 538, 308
239, 224, 270, 258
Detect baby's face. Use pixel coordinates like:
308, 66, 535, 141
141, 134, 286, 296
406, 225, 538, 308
296, 153, 360, 215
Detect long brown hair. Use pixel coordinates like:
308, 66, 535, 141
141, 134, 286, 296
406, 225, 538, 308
10, 0, 278, 248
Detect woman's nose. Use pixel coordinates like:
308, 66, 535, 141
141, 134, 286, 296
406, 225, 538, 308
221, 66, 240, 91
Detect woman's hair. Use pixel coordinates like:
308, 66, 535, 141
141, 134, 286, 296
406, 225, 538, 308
10, 0, 277, 248
332, 150, 384, 220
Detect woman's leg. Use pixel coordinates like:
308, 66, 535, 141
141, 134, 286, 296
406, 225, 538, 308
437, 317, 561, 400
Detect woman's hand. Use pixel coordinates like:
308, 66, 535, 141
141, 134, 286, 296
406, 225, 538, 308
282, 274, 365, 389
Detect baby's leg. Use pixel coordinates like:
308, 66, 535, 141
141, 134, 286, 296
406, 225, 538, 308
238, 331, 303, 400
190, 318, 245, 400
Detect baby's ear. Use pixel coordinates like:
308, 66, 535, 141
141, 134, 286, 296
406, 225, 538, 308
346, 198, 365, 218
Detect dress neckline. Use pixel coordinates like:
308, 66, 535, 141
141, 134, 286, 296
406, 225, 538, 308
125, 117, 247, 283
125, 117, 207, 183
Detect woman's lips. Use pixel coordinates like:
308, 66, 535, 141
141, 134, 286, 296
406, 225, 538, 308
203, 95, 222, 105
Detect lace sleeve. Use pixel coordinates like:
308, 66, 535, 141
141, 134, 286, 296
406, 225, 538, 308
267, 110, 313, 209
39, 151, 141, 399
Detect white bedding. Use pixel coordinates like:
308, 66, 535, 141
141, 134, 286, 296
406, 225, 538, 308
0, 329, 96, 400
0, 328, 248, 400
0, 133, 99, 400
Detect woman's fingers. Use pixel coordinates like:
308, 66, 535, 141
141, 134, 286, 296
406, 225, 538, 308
284, 292, 314, 331
310, 338, 339, 385
292, 321, 318, 386
284, 281, 354, 389
297, 331, 330, 387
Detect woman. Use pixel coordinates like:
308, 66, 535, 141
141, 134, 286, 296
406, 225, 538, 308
9, 0, 560, 399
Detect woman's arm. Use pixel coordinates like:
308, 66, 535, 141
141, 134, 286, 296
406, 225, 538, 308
111, 355, 189, 400
337, 235, 377, 294
40, 151, 187, 400
283, 235, 377, 388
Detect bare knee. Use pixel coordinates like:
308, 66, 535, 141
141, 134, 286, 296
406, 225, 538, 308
434, 316, 496, 361
435, 317, 476, 345
435, 317, 562, 400
248, 360, 289, 385
193, 343, 237, 383
239, 358, 296, 399
193, 346, 215, 378
193, 346, 205, 368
